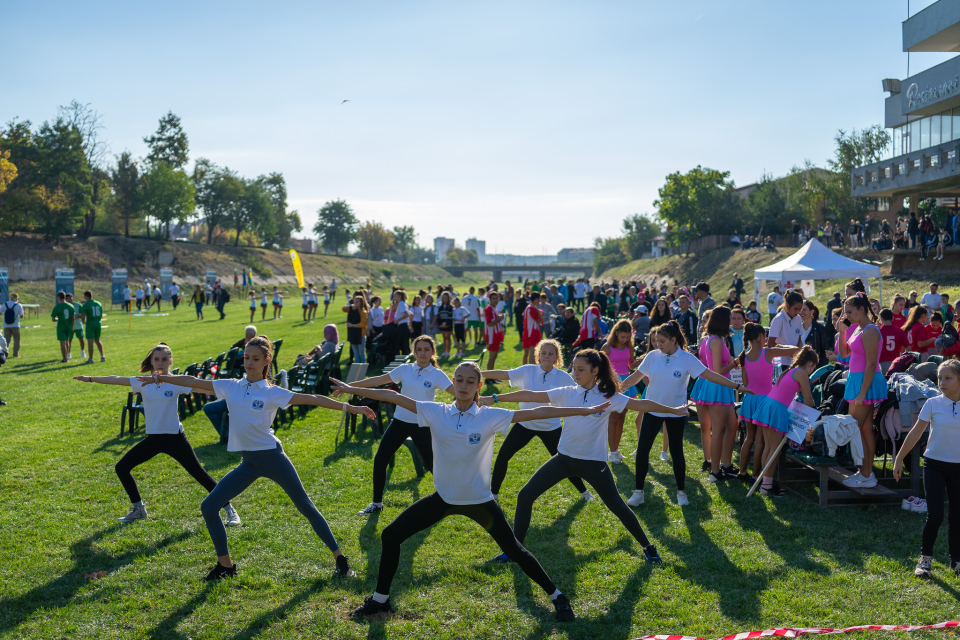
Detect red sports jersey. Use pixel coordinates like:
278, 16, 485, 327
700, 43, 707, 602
522, 306, 541, 338
905, 323, 929, 353
879, 325, 906, 363
891, 313, 906, 330
484, 305, 504, 345
581, 306, 600, 339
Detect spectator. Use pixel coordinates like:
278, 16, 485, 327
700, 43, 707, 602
231, 325, 258, 350
767, 291, 804, 371
552, 307, 580, 348
649, 298, 672, 328
676, 296, 698, 345
549, 285, 565, 310
215, 284, 228, 320
694, 282, 716, 339
906, 290, 920, 310
908, 212, 919, 248
800, 300, 831, 367
922, 283, 943, 312
823, 222, 833, 247
920, 214, 935, 260
730, 307, 746, 357
721, 288, 741, 309
941, 294, 954, 322
848, 219, 860, 249
2, 293, 24, 358
825, 292, 843, 320
792, 219, 801, 247
731, 273, 745, 298
745, 300, 762, 324
766, 286, 783, 323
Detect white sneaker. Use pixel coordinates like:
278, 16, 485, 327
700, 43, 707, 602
902, 496, 920, 511
660, 451, 670, 462
67, 352, 72, 360
627, 490, 644, 507
858, 473, 878, 488
608, 450, 624, 464
224, 505, 242, 527
842, 471, 864, 487
581, 490, 594, 502
101, 356, 106, 362
119, 504, 147, 522
81, 349, 86, 359
357, 502, 383, 516
677, 491, 689, 506
911, 498, 928, 513
442, 352, 450, 357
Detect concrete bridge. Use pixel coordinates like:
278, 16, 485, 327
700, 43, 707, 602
443, 263, 593, 281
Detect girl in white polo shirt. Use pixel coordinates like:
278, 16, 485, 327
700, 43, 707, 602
484, 349, 688, 565
895, 359, 960, 579
335, 361, 612, 622
480, 339, 593, 502
73, 343, 240, 526
339, 335, 454, 516
139, 335, 376, 582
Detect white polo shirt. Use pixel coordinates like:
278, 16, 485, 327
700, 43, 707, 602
547, 385, 630, 461
416, 401, 514, 504
919, 394, 960, 463
388, 363, 452, 423
461, 294, 480, 322
212, 377, 294, 452
767, 292, 783, 315
636, 349, 704, 418
507, 364, 575, 431
768, 310, 804, 366
130, 378, 192, 434
921, 292, 943, 311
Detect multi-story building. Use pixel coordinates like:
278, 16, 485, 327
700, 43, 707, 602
465, 238, 486, 262
433, 237, 455, 263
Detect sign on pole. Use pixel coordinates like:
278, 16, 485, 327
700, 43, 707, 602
206, 270, 217, 288
55, 269, 74, 300
786, 400, 821, 444
160, 269, 173, 300
111, 270, 127, 306
0, 269, 8, 305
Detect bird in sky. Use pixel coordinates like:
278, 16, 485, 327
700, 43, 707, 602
341, 100, 350, 104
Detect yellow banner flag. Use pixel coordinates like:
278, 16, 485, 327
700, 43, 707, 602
289, 249, 305, 289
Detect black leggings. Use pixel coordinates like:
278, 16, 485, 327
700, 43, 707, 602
373, 419, 434, 503
491, 423, 586, 495
635, 414, 687, 491
922, 457, 960, 561
514, 453, 650, 547
115, 432, 227, 506
376, 492, 556, 596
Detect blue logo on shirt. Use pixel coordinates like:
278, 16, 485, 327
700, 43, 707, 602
423, 381, 433, 389
251, 400, 264, 410
468, 433, 481, 445
163, 390, 174, 397
673, 371, 682, 378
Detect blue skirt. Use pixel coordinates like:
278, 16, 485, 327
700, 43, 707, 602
739, 393, 766, 425
843, 371, 887, 404
691, 377, 734, 406
619, 374, 637, 398
751, 397, 790, 434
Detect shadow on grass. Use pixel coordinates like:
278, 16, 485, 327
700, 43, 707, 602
145, 589, 211, 640
0, 525, 192, 637
221, 580, 328, 640
13, 359, 95, 375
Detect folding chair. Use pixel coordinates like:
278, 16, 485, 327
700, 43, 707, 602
271, 338, 283, 374
121, 392, 145, 436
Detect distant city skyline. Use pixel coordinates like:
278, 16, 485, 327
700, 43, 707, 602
3, 1, 953, 253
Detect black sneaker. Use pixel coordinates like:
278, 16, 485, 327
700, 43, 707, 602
643, 544, 663, 565
722, 464, 739, 478
707, 470, 725, 483
553, 594, 575, 622
203, 562, 237, 581
350, 596, 394, 619
335, 555, 356, 577
700, 460, 711, 472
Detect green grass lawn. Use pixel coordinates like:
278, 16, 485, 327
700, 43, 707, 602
0, 279, 958, 640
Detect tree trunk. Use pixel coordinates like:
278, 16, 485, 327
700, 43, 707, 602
207, 220, 215, 244
235, 226, 242, 246
124, 213, 130, 237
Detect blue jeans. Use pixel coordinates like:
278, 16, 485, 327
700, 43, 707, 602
505, 304, 514, 326
201, 442, 339, 556
203, 399, 229, 444
351, 339, 366, 364
195, 302, 203, 318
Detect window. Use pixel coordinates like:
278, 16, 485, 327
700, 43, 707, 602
855, 174, 865, 185
879, 198, 891, 211
944, 111, 953, 142
883, 167, 892, 179
932, 115, 942, 146
953, 107, 960, 142
922, 117, 931, 149
911, 119, 921, 152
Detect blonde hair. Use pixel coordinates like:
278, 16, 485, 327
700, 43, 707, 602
535, 339, 565, 368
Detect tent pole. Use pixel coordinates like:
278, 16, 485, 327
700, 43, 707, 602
878, 275, 882, 312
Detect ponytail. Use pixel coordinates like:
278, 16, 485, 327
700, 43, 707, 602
785, 345, 818, 374
846, 277, 866, 294
573, 349, 618, 398
738, 322, 766, 368
656, 320, 688, 352
778, 291, 804, 313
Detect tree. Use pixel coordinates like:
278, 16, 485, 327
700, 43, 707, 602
230, 178, 274, 246
313, 199, 358, 255
445, 248, 478, 265
258, 173, 302, 248
144, 111, 189, 169
140, 162, 195, 238
621, 213, 660, 260
193, 158, 243, 244
33, 117, 92, 239
593, 236, 628, 273
110, 151, 141, 236
357, 221, 395, 260
392, 225, 417, 263
0, 150, 16, 194
654, 165, 741, 249
742, 174, 790, 236
58, 100, 108, 169
0, 119, 37, 236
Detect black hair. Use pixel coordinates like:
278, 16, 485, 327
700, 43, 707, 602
738, 322, 766, 368
572, 349, 618, 398
845, 277, 866, 294
656, 320, 688, 352
706, 306, 732, 338
844, 293, 877, 324
879, 308, 893, 321
785, 345, 819, 373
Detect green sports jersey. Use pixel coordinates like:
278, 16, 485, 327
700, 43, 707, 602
72, 302, 84, 329
81, 300, 103, 326
51, 302, 75, 329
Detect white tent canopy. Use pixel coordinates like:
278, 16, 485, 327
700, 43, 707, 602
753, 238, 882, 305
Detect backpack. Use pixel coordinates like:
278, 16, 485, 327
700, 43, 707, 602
220, 289, 231, 303
886, 352, 916, 377
3, 302, 15, 325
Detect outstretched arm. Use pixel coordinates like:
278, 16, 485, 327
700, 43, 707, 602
330, 380, 417, 414
480, 370, 511, 380
624, 398, 689, 415
137, 373, 215, 393
288, 393, 376, 419
331, 372, 394, 397
700, 369, 752, 394
619, 369, 645, 391
479, 390, 550, 405
73, 375, 132, 387
513, 402, 611, 423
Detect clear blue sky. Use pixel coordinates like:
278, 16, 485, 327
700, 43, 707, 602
2, 1, 951, 254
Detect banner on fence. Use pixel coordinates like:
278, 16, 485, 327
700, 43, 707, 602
111, 270, 127, 306
160, 269, 173, 300
55, 270, 74, 300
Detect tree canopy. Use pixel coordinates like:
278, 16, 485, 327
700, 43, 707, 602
313, 199, 358, 255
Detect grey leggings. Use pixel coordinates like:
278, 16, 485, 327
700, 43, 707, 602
514, 453, 650, 548
201, 442, 338, 556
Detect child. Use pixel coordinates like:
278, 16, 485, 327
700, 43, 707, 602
452, 297, 468, 357
601, 319, 636, 465
878, 309, 906, 374
928, 313, 944, 357
73, 343, 240, 526
483, 291, 505, 370
272, 286, 283, 319
521, 300, 542, 365
138, 336, 375, 581
436, 292, 453, 357
895, 359, 960, 579
904, 306, 935, 361
745, 300, 762, 324
323, 285, 331, 317
301, 287, 309, 321
308, 283, 319, 321
260, 288, 268, 321
941, 294, 954, 323
249, 291, 257, 322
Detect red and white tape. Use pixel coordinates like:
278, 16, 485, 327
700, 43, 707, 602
634, 620, 960, 640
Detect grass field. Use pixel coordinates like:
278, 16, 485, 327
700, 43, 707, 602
1, 278, 958, 640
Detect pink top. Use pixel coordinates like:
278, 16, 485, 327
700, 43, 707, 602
608, 346, 632, 376
698, 335, 730, 378
848, 325, 882, 374
743, 348, 774, 395
769, 368, 801, 407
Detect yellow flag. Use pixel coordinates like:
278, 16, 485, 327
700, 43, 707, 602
290, 249, 305, 289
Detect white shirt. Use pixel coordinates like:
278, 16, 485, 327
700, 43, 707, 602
145, 284, 152, 297
250, 296, 257, 309
212, 377, 294, 452
123, 288, 131, 301
2, 301, 23, 328
308, 288, 318, 304
136, 289, 144, 300
302, 291, 308, 305
453, 307, 468, 323
507, 364, 575, 431
370, 307, 384, 327
394, 300, 409, 323
416, 401, 514, 505
169, 285, 179, 297
574, 283, 586, 298
389, 363, 452, 423
130, 378, 192, 434
767, 292, 783, 314
922, 292, 943, 310
261, 292, 268, 305
919, 394, 960, 463
548, 385, 630, 461
769, 310, 804, 366
637, 349, 705, 417
412, 305, 422, 322
461, 294, 480, 322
